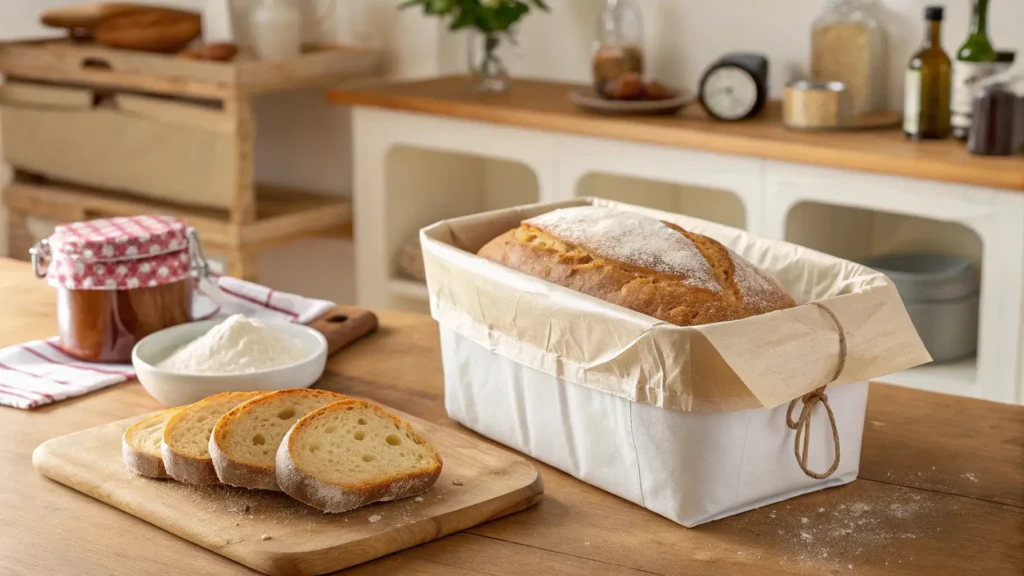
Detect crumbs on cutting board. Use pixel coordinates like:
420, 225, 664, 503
452, 479, 464, 486
368, 514, 382, 524
260, 534, 272, 541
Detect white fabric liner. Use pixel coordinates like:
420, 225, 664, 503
420, 198, 929, 526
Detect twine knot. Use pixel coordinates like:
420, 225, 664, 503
786, 302, 846, 480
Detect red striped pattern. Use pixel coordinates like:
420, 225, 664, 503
217, 280, 298, 319
37, 341, 134, 377
0, 360, 70, 384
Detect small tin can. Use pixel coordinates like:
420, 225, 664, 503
783, 81, 852, 130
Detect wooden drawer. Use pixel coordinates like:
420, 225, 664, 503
1, 81, 238, 210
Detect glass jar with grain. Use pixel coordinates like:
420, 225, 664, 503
811, 0, 885, 115
30, 216, 202, 363
592, 0, 645, 99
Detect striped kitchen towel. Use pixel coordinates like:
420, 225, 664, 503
0, 276, 335, 410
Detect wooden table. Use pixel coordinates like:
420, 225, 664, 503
1, 258, 1021, 575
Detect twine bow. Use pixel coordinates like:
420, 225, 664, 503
786, 302, 846, 480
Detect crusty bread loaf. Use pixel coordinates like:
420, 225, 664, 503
122, 407, 181, 478
477, 206, 796, 326
276, 399, 442, 513
161, 391, 263, 485
209, 389, 348, 491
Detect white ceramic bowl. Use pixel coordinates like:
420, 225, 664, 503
132, 319, 327, 406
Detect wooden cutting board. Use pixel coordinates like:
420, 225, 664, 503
32, 410, 543, 576
309, 305, 379, 356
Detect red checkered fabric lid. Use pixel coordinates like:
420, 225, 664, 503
45, 215, 193, 290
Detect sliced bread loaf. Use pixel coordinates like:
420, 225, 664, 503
209, 388, 348, 490
122, 407, 181, 478
276, 399, 443, 513
162, 391, 263, 484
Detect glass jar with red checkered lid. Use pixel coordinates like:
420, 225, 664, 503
30, 215, 212, 363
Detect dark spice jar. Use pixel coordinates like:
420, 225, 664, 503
967, 82, 1016, 156
30, 215, 202, 363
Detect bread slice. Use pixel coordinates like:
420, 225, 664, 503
210, 389, 348, 490
122, 407, 181, 478
276, 399, 442, 513
161, 391, 263, 484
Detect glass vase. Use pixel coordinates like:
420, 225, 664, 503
468, 30, 509, 93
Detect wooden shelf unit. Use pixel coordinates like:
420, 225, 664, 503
0, 39, 378, 280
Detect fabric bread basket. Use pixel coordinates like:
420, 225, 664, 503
420, 198, 930, 527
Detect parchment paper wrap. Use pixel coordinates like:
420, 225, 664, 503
421, 198, 931, 413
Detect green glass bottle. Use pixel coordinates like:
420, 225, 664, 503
951, 0, 998, 139
904, 6, 951, 139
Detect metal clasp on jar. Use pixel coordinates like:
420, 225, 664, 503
29, 238, 51, 279
187, 227, 214, 281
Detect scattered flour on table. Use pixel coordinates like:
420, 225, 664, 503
158, 314, 307, 374
733, 486, 946, 572
962, 472, 978, 483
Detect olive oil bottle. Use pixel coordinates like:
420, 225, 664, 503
951, 0, 998, 139
904, 6, 951, 139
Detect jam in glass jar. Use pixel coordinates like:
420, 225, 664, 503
30, 215, 202, 363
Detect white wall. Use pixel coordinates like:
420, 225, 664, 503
440, 0, 1024, 111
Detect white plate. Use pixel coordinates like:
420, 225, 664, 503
132, 319, 327, 406
569, 88, 695, 116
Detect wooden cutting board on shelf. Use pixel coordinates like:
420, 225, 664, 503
32, 410, 543, 576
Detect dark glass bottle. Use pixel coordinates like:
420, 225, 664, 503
904, 6, 951, 139
951, 0, 998, 139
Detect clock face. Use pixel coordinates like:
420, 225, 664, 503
701, 65, 758, 121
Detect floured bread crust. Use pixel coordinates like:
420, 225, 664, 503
477, 206, 796, 326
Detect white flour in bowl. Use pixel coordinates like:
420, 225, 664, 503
158, 314, 307, 375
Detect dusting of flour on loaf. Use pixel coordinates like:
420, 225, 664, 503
158, 314, 307, 375
730, 250, 787, 311
526, 207, 719, 292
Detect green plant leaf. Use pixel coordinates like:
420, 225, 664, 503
402, 0, 547, 34
425, 0, 454, 15
450, 5, 477, 30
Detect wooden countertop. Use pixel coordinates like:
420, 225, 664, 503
1, 257, 1022, 575
329, 76, 1024, 192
